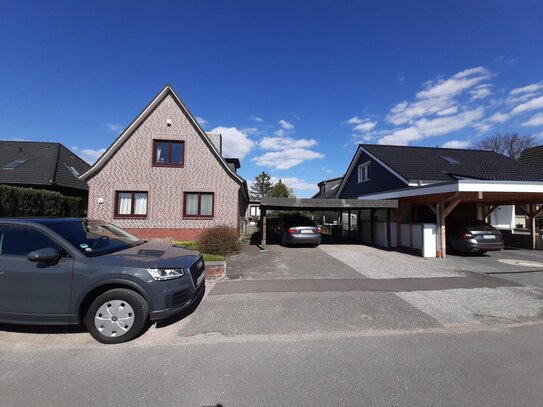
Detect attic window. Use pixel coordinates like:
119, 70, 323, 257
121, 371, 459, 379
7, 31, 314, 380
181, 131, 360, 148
3, 159, 28, 169
440, 156, 460, 164
64, 163, 80, 176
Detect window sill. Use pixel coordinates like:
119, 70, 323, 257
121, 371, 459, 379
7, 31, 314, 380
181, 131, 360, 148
152, 164, 184, 168
113, 216, 148, 219
357, 179, 371, 184
183, 216, 214, 220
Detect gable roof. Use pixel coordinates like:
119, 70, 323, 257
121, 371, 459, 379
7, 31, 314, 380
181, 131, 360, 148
0, 141, 91, 191
312, 176, 343, 199
520, 145, 543, 169
80, 85, 248, 197
361, 144, 543, 183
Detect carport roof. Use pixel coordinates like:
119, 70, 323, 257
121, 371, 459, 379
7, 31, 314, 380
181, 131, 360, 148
259, 196, 397, 210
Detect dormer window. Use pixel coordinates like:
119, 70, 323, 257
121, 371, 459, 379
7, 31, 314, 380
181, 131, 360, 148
358, 161, 370, 183
3, 159, 28, 169
153, 140, 185, 167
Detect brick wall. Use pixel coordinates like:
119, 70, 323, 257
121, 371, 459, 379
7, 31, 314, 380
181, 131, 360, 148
87, 93, 243, 234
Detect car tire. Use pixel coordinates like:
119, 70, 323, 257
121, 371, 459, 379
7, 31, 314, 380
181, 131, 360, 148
281, 234, 289, 247
86, 288, 149, 344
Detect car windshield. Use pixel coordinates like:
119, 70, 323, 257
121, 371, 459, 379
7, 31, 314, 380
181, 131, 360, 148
45, 220, 144, 257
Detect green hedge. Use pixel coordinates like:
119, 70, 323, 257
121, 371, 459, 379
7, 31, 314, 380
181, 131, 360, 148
0, 185, 86, 217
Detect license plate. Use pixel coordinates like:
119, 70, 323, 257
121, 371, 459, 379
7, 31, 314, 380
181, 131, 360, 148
483, 235, 495, 239
301, 230, 313, 234
197, 272, 205, 286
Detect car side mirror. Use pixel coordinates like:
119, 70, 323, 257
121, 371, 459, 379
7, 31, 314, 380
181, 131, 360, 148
27, 248, 60, 264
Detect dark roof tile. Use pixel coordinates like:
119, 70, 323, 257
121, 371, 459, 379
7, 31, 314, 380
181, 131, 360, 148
363, 144, 543, 182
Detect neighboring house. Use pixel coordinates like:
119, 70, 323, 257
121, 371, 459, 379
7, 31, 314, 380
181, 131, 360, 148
0, 141, 91, 198
520, 145, 543, 169
81, 85, 249, 241
248, 199, 261, 223
336, 144, 543, 256
311, 177, 343, 199
311, 177, 343, 230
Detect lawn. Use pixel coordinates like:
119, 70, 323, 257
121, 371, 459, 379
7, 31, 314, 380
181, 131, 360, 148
173, 241, 226, 262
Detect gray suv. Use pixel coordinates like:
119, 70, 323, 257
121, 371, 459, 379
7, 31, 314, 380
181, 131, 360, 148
0, 218, 205, 344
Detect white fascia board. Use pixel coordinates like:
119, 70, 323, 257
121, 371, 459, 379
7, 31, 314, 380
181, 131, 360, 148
358, 183, 458, 200
457, 180, 543, 193
336, 146, 362, 197
358, 179, 543, 200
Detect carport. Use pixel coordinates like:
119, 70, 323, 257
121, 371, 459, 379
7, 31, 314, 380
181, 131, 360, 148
259, 196, 398, 249
360, 180, 543, 258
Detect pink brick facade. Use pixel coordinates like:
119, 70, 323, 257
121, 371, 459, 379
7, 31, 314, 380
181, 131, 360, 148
85, 90, 246, 239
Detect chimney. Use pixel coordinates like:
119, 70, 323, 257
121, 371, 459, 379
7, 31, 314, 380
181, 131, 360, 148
207, 132, 222, 155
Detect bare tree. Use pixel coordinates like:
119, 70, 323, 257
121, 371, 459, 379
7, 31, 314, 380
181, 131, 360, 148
474, 133, 535, 159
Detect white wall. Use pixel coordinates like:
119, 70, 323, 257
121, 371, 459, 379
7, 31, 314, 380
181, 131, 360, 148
489, 205, 515, 229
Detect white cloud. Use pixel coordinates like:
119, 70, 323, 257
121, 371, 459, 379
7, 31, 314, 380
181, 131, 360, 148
270, 176, 317, 192
416, 108, 484, 137
195, 116, 208, 126
252, 148, 324, 170
80, 148, 107, 164
273, 129, 286, 137
416, 67, 491, 99
209, 126, 255, 160
442, 140, 471, 149
378, 127, 421, 146
470, 84, 492, 100
353, 120, 377, 133
7, 137, 31, 141
522, 112, 543, 127
511, 95, 543, 115
347, 116, 363, 125
250, 115, 263, 122
510, 82, 543, 95
487, 112, 511, 123
386, 67, 492, 125
436, 106, 458, 116
105, 123, 123, 132
278, 119, 294, 130
378, 108, 484, 145
321, 166, 333, 174
259, 136, 317, 151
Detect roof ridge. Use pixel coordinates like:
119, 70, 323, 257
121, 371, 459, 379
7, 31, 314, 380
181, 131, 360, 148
360, 143, 495, 153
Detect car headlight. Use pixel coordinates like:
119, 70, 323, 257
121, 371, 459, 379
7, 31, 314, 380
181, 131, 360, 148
146, 268, 185, 281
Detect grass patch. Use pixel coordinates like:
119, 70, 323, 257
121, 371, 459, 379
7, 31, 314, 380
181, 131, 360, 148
202, 253, 226, 262
174, 241, 226, 262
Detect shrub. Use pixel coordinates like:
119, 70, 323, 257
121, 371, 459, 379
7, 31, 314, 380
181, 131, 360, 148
0, 185, 86, 217
197, 225, 241, 257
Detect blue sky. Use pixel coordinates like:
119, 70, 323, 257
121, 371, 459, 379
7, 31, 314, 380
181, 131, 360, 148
1, 1, 543, 197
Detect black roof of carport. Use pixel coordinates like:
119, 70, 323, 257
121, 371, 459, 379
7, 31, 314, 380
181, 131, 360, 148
259, 197, 397, 210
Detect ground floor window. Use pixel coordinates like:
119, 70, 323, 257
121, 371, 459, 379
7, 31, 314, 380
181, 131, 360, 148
115, 191, 148, 217
184, 192, 214, 217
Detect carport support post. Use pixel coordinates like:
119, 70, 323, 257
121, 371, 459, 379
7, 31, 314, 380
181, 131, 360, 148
261, 208, 267, 249
357, 209, 362, 242
347, 210, 352, 238
370, 209, 376, 245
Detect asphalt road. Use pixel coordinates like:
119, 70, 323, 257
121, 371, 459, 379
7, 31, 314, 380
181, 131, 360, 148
1, 323, 542, 407
445, 247, 543, 288
2, 244, 543, 406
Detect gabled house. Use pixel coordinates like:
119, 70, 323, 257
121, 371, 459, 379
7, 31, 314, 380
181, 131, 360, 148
336, 144, 543, 257
520, 145, 543, 169
81, 85, 249, 241
312, 176, 343, 199
0, 141, 91, 198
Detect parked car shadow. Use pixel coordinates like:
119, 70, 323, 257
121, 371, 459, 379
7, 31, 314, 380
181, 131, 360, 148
0, 323, 86, 335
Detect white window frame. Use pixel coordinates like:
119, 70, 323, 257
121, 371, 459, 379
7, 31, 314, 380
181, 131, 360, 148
357, 161, 370, 183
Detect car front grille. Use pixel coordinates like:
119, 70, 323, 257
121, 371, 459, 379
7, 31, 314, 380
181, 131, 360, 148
190, 256, 205, 286
167, 291, 193, 308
